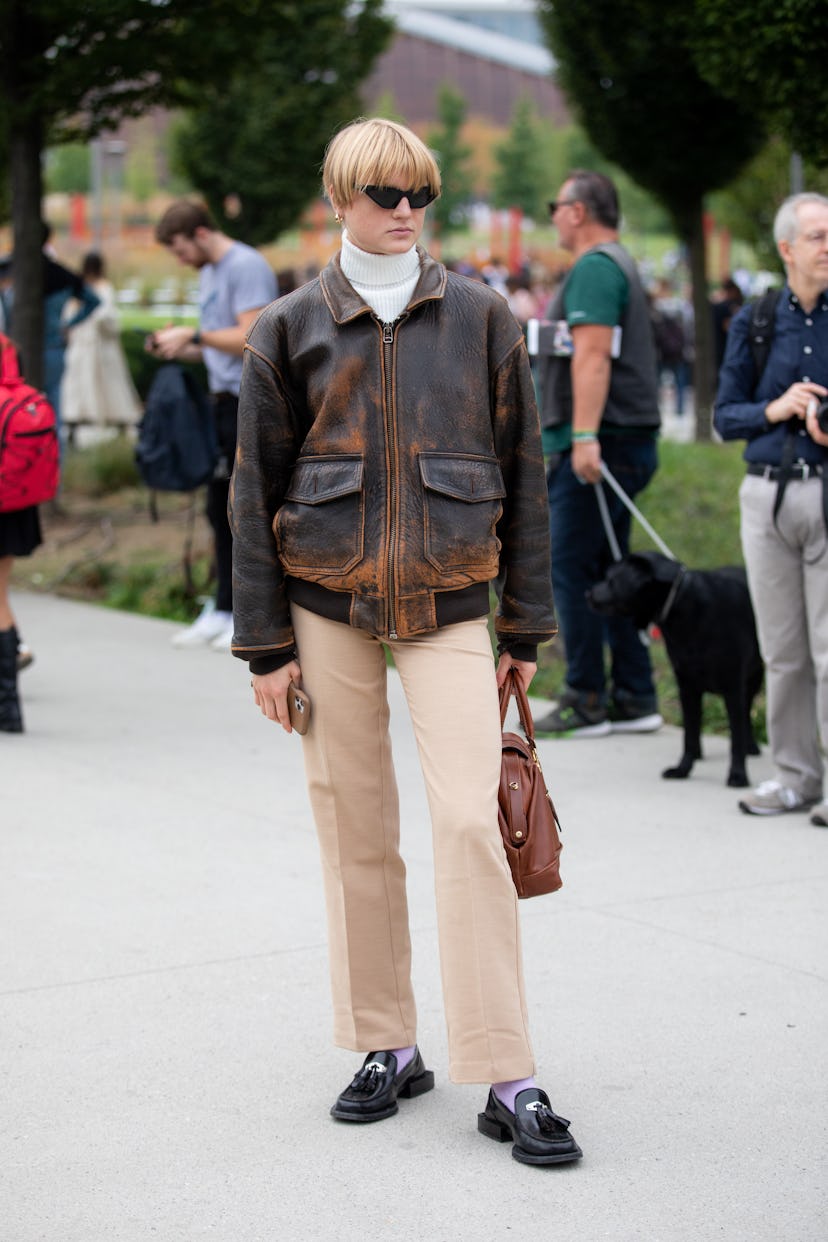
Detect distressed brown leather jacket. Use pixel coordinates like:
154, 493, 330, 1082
229, 249, 555, 671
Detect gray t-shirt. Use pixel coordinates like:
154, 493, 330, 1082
199, 242, 277, 395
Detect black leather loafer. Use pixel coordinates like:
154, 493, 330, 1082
477, 1087, 583, 1165
330, 1048, 435, 1123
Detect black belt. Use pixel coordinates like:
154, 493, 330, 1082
746, 461, 823, 481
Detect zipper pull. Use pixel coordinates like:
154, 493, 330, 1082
382, 322, 394, 344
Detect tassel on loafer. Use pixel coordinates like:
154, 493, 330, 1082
330, 1047, 435, 1123
478, 1087, 583, 1165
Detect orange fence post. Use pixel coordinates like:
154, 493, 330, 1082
508, 207, 523, 274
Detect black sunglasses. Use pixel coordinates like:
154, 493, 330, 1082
363, 185, 437, 210
548, 198, 578, 216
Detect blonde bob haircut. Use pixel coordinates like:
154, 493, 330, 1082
323, 117, 441, 209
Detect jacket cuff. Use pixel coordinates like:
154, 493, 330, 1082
497, 640, 538, 664
248, 649, 297, 675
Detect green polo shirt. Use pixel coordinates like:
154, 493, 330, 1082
542, 252, 629, 454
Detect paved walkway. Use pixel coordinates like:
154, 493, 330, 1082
3, 592, 826, 1241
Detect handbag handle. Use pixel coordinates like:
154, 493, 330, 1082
498, 665, 536, 742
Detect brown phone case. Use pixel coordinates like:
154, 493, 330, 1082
288, 682, 311, 734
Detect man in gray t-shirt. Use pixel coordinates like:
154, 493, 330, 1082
153, 200, 278, 651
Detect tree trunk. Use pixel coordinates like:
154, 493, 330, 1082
682, 200, 715, 442
9, 114, 44, 388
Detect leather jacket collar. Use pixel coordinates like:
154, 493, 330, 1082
319, 246, 447, 324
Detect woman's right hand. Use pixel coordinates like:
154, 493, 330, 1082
250, 659, 302, 732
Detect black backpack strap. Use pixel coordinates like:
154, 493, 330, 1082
747, 288, 797, 530
748, 288, 782, 392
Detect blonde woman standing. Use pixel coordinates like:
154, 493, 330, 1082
230, 118, 582, 1167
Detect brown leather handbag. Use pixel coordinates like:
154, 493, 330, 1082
498, 668, 563, 898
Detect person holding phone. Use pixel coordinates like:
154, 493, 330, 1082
152, 201, 277, 652
229, 118, 582, 1166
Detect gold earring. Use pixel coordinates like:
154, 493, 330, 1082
334, 213, 343, 224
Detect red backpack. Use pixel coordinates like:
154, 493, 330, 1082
0, 332, 60, 512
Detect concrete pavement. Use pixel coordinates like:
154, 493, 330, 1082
2, 591, 826, 1241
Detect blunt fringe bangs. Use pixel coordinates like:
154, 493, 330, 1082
323, 118, 441, 207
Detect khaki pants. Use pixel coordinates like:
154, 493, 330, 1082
291, 604, 534, 1083
739, 473, 827, 800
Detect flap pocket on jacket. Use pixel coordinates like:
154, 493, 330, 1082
419, 453, 505, 502
276, 454, 364, 575
285, 455, 363, 504
419, 453, 505, 575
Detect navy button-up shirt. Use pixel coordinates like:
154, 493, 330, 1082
714, 284, 828, 466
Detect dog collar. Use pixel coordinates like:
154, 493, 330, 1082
657, 565, 689, 625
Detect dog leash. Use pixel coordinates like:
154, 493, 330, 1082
593, 463, 685, 639
594, 462, 678, 562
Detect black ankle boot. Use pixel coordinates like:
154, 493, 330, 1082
0, 627, 24, 732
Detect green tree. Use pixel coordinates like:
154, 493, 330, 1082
172, 3, 392, 245
537, 0, 766, 439
709, 139, 828, 272
44, 144, 91, 195
0, 1, 391, 386
124, 131, 158, 204
561, 126, 672, 239
491, 98, 547, 221
370, 91, 406, 125
426, 85, 474, 238
694, 0, 828, 167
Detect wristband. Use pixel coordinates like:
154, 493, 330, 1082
192, 328, 202, 346
571, 430, 598, 442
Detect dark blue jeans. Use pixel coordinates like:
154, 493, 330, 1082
547, 436, 659, 708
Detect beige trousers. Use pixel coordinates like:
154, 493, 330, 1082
291, 604, 534, 1083
739, 473, 827, 800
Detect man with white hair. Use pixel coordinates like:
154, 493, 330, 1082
715, 192, 828, 824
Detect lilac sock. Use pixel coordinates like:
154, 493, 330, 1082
391, 1045, 416, 1072
492, 1076, 538, 1112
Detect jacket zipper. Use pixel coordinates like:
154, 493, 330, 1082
381, 320, 398, 639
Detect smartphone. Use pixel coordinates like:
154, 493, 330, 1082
288, 681, 312, 734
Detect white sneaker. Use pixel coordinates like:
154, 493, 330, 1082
738, 779, 817, 816
610, 712, 663, 734
209, 618, 235, 652
16, 641, 34, 672
172, 603, 234, 648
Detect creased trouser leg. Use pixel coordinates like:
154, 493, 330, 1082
291, 604, 417, 1051
291, 606, 534, 1083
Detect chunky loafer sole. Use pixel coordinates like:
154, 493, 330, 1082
330, 1048, 435, 1123
478, 1087, 583, 1165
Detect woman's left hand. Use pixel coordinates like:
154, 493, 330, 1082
495, 652, 536, 692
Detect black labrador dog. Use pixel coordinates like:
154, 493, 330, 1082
587, 551, 764, 787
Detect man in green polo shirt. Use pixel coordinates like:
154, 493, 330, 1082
533, 170, 662, 737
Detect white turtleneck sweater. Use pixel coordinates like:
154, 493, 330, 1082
339, 231, 421, 324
